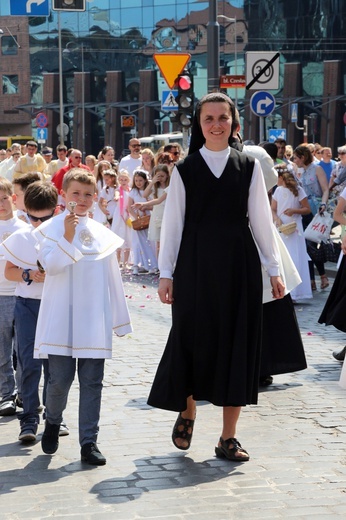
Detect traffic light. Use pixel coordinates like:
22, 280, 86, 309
52, 0, 86, 11
174, 70, 194, 128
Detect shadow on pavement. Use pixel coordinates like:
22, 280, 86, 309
90, 454, 245, 504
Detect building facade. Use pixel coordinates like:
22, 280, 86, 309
0, 0, 345, 155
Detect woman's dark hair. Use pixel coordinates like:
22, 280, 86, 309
293, 145, 313, 166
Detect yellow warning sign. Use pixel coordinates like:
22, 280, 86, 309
154, 53, 191, 89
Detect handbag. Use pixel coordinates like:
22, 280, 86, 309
307, 240, 342, 264
303, 211, 333, 243
278, 222, 297, 235
131, 214, 150, 231
320, 241, 342, 263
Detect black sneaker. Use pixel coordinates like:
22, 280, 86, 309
333, 346, 346, 362
81, 442, 106, 465
19, 419, 38, 442
0, 397, 16, 416
41, 420, 60, 454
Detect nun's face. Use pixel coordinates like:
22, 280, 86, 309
199, 101, 232, 151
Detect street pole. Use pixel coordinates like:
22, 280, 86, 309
81, 44, 85, 161
58, 12, 64, 146
207, 0, 220, 92
218, 15, 237, 106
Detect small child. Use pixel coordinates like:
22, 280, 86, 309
97, 169, 117, 226
0, 178, 28, 417
2, 181, 62, 441
111, 170, 132, 269
33, 168, 132, 465
12, 173, 41, 223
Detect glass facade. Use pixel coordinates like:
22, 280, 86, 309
0, 0, 345, 151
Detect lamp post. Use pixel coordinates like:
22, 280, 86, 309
58, 12, 64, 145
207, 0, 220, 92
217, 15, 238, 106
63, 42, 85, 158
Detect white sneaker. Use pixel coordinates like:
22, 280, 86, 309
132, 266, 139, 275
148, 268, 159, 275
59, 421, 70, 437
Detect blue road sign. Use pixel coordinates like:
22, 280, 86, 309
268, 129, 287, 143
10, 0, 49, 16
250, 91, 275, 117
161, 90, 178, 111
36, 128, 48, 141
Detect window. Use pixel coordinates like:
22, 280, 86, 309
3, 75, 19, 94
1, 35, 18, 56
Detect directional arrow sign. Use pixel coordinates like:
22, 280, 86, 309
250, 91, 276, 117
154, 53, 191, 90
10, 0, 49, 16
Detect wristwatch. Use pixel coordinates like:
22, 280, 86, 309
22, 269, 32, 285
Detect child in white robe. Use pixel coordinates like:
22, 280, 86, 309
33, 168, 132, 465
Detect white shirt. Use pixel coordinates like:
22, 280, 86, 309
118, 155, 142, 180
158, 146, 281, 279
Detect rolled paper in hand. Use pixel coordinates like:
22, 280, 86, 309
68, 201, 77, 213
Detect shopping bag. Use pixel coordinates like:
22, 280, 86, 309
303, 212, 333, 243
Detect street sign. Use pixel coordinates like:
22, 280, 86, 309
56, 123, 69, 136
220, 75, 246, 89
246, 52, 280, 90
37, 128, 48, 142
154, 53, 191, 90
121, 115, 136, 128
35, 112, 48, 129
10, 0, 49, 16
268, 129, 287, 142
291, 103, 298, 123
250, 91, 276, 117
162, 90, 178, 111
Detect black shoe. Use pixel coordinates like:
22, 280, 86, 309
333, 346, 346, 362
41, 420, 60, 454
81, 442, 106, 465
0, 396, 16, 416
19, 418, 38, 442
259, 375, 273, 387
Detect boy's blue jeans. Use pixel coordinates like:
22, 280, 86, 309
15, 297, 48, 424
45, 355, 105, 446
0, 296, 19, 400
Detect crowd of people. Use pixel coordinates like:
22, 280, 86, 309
0, 111, 346, 465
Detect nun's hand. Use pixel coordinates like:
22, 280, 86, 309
270, 276, 285, 299
158, 278, 174, 304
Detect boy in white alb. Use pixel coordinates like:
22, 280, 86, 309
2, 181, 62, 442
34, 168, 132, 465
0, 178, 27, 417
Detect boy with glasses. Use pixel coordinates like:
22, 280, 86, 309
1, 181, 66, 442
0, 178, 28, 417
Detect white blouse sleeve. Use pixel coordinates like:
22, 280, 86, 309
248, 159, 281, 277
158, 166, 185, 279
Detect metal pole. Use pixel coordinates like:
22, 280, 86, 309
81, 44, 85, 160
58, 12, 64, 146
217, 15, 238, 106
207, 0, 220, 92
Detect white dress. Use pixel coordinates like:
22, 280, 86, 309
111, 188, 132, 249
129, 188, 158, 270
273, 186, 312, 300
148, 187, 166, 242
33, 211, 132, 359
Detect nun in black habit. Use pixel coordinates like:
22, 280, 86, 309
147, 92, 285, 462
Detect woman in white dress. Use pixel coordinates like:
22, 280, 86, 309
128, 170, 158, 275
272, 168, 312, 301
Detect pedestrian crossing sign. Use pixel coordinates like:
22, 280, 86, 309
161, 90, 178, 111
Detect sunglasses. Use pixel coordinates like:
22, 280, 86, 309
339, 152, 346, 155
172, 151, 180, 156
27, 211, 54, 223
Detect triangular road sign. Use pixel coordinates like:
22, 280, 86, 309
154, 53, 191, 89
